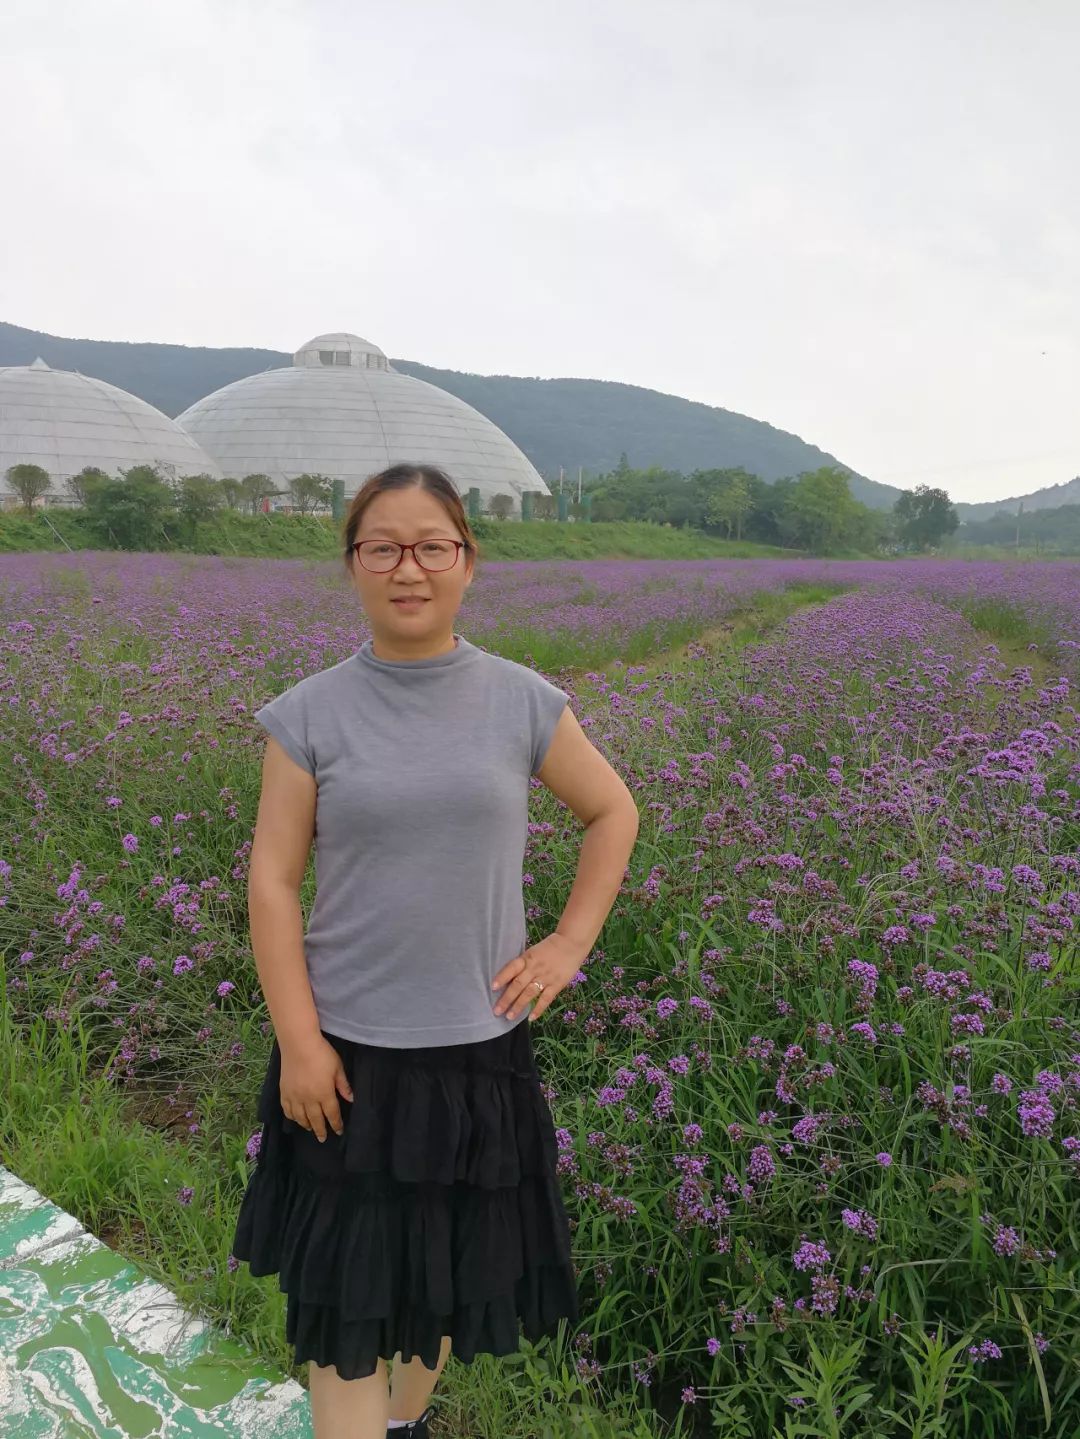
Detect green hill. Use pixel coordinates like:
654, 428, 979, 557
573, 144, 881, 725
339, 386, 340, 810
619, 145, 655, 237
0, 320, 284, 420
0, 319, 898, 508
392, 362, 902, 509
954, 474, 1080, 522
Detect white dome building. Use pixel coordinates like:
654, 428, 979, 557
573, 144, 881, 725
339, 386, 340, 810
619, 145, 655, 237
0, 359, 221, 504
176, 332, 548, 514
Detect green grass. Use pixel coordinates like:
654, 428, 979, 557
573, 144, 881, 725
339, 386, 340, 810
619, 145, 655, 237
939, 543, 1080, 562
0, 506, 811, 561
947, 595, 1055, 651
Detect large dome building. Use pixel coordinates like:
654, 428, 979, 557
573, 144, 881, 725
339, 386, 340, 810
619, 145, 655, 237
176, 332, 548, 514
0, 359, 220, 505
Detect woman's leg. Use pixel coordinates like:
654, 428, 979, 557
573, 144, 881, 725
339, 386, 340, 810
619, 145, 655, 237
308, 1356, 389, 1439
388, 1335, 452, 1422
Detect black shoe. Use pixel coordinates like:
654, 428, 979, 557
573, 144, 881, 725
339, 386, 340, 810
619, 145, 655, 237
387, 1403, 436, 1437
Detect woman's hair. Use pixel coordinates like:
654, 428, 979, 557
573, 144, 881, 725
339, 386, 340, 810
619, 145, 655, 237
341, 463, 481, 579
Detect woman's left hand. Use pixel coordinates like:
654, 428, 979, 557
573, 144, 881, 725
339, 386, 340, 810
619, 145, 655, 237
491, 933, 585, 1024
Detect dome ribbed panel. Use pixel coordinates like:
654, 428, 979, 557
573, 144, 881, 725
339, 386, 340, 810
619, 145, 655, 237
0, 366, 221, 490
176, 367, 547, 504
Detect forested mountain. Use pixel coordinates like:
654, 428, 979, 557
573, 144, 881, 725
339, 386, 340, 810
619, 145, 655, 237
955, 500, 1080, 551
0, 321, 284, 421
0, 320, 895, 507
954, 475, 1080, 521
394, 361, 901, 508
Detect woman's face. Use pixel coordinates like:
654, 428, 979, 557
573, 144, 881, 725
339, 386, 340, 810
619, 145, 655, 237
349, 487, 474, 652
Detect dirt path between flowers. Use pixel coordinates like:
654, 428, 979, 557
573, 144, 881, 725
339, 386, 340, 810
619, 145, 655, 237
562, 590, 836, 687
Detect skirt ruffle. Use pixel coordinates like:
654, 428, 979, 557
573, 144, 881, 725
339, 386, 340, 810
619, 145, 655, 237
230, 1019, 580, 1380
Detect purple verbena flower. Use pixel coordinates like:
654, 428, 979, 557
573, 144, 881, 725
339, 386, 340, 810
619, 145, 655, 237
992, 1225, 1019, 1257
951, 1012, 984, 1036
810, 1273, 839, 1315
792, 1113, 821, 1145
793, 1239, 831, 1272
748, 1145, 775, 1183
1018, 1089, 1055, 1139
968, 1339, 1002, 1363
841, 1208, 879, 1241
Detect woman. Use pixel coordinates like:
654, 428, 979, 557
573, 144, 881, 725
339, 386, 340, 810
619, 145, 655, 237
231, 463, 640, 1439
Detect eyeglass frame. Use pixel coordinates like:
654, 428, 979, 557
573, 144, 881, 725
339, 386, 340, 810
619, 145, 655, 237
350, 539, 467, 573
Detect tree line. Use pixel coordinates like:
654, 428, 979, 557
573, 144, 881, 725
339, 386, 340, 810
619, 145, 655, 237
0, 463, 542, 550
947, 499, 1080, 554
4, 457, 961, 555
585, 456, 959, 552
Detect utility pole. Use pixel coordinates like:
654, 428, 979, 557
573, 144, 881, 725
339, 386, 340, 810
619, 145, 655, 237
578, 467, 582, 502
558, 466, 564, 494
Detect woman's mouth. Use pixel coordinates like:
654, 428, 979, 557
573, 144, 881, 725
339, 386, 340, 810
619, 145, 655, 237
391, 598, 429, 609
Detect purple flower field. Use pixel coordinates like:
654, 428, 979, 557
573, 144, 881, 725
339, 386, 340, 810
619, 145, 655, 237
1, 549, 1078, 1436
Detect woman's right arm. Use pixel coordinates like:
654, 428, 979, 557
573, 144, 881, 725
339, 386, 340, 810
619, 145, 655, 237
247, 735, 322, 1056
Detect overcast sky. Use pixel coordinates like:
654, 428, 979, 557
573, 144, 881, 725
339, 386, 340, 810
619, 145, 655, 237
2, 0, 1077, 502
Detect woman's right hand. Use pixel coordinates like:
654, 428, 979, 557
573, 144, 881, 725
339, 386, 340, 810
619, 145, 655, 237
279, 1034, 354, 1142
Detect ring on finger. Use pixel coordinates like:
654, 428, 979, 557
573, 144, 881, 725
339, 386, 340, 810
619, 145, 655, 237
506, 978, 544, 1019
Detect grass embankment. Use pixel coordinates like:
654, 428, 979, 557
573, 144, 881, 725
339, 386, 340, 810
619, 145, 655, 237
0, 506, 805, 561
938, 543, 1080, 562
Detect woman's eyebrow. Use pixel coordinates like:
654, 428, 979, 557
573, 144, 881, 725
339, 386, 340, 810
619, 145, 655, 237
363, 526, 450, 537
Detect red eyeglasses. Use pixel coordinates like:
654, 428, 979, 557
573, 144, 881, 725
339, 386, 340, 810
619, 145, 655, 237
351, 540, 465, 573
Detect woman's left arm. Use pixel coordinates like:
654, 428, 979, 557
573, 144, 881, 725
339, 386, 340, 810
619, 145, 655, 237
492, 707, 640, 1023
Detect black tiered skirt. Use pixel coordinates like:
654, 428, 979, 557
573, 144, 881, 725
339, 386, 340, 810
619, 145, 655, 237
230, 1016, 580, 1380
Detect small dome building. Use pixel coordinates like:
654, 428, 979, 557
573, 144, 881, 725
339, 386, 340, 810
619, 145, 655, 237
0, 359, 220, 505
176, 331, 548, 514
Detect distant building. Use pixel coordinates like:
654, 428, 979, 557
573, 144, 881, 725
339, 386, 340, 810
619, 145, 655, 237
176, 331, 548, 515
0, 359, 219, 507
